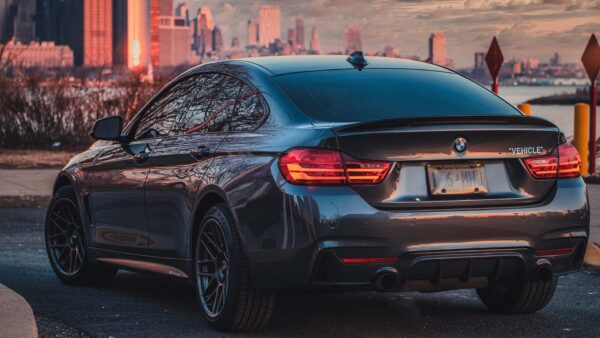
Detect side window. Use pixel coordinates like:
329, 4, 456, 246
133, 77, 196, 140
229, 84, 266, 131
172, 73, 241, 134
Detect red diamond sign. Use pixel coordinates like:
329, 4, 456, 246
581, 34, 600, 81
485, 37, 504, 79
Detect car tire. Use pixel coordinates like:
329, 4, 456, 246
194, 203, 276, 331
476, 276, 558, 314
45, 186, 117, 286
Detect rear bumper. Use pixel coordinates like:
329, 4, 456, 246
243, 177, 589, 290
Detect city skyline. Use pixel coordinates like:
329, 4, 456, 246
183, 0, 599, 68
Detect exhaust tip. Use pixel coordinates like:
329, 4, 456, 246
535, 261, 553, 282
372, 267, 400, 292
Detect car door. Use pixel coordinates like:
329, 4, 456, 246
89, 79, 190, 254
144, 73, 243, 257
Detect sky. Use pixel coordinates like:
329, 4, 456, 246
185, 0, 600, 68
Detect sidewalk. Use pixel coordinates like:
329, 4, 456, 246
0, 169, 57, 208
0, 284, 38, 338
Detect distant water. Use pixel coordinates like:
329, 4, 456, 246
498, 85, 593, 138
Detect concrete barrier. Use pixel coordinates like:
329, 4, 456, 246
0, 284, 37, 338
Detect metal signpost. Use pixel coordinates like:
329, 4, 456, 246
485, 37, 504, 94
581, 34, 600, 176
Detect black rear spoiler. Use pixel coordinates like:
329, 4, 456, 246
332, 115, 558, 133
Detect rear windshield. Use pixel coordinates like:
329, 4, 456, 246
273, 69, 520, 122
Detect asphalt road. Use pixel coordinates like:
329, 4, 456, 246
0, 208, 599, 338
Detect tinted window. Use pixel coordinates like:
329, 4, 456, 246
273, 69, 520, 122
134, 77, 196, 139
229, 84, 265, 131
172, 73, 241, 134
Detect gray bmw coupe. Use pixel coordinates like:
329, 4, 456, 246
45, 53, 589, 331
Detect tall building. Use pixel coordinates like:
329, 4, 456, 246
247, 19, 258, 46
344, 27, 362, 54
150, 0, 174, 67
551, 52, 562, 66
474, 52, 485, 69
198, 6, 213, 29
83, 0, 112, 66
158, 15, 190, 66
13, 0, 35, 43
0, 0, 14, 43
428, 32, 446, 66
295, 17, 304, 49
127, 0, 151, 68
287, 27, 296, 48
212, 26, 223, 52
231, 36, 240, 49
112, 0, 128, 66
35, 0, 83, 65
198, 13, 212, 55
175, 3, 189, 25
309, 26, 320, 54
258, 5, 280, 47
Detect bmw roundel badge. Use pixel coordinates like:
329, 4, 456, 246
453, 137, 468, 153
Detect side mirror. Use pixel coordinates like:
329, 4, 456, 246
90, 116, 123, 141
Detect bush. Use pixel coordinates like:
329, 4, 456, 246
0, 71, 167, 149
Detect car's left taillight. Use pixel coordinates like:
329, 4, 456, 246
523, 142, 581, 179
278, 148, 391, 185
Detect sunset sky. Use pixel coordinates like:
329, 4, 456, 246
187, 0, 600, 68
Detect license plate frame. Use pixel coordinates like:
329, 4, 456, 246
427, 163, 488, 196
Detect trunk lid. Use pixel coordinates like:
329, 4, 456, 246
332, 115, 561, 209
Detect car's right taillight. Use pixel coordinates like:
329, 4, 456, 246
523, 143, 581, 179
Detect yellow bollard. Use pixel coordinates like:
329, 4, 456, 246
518, 103, 531, 116
574, 103, 589, 177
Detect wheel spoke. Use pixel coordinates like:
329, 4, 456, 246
202, 232, 220, 255
201, 241, 216, 259
212, 284, 222, 313
198, 271, 215, 277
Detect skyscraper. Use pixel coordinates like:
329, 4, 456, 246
258, 5, 280, 47
309, 26, 320, 54
13, 0, 35, 43
158, 15, 190, 66
127, 0, 151, 68
231, 36, 240, 49
295, 17, 304, 49
428, 32, 446, 66
35, 0, 84, 65
0, 0, 14, 43
113, 0, 128, 66
175, 3, 189, 25
343, 27, 362, 54
288, 28, 296, 46
83, 0, 112, 66
199, 13, 212, 55
474, 52, 485, 70
198, 6, 213, 29
212, 26, 223, 52
246, 19, 258, 46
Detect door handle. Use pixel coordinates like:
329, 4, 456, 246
191, 145, 210, 160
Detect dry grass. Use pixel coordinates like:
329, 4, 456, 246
0, 149, 78, 169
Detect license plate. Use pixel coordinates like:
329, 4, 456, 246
427, 164, 487, 195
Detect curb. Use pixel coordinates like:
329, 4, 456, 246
0, 196, 50, 209
0, 284, 38, 338
583, 242, 600, 273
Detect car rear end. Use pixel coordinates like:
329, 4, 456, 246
268, 65, 589, 293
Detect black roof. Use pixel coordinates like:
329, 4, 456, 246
236, 55, 450, 75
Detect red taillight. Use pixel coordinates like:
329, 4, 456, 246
523, 143, 581, 179
278, 148, 391, 185
557, 142, 581, 178
534, 247, 575, 256
340, 257, 398, 264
